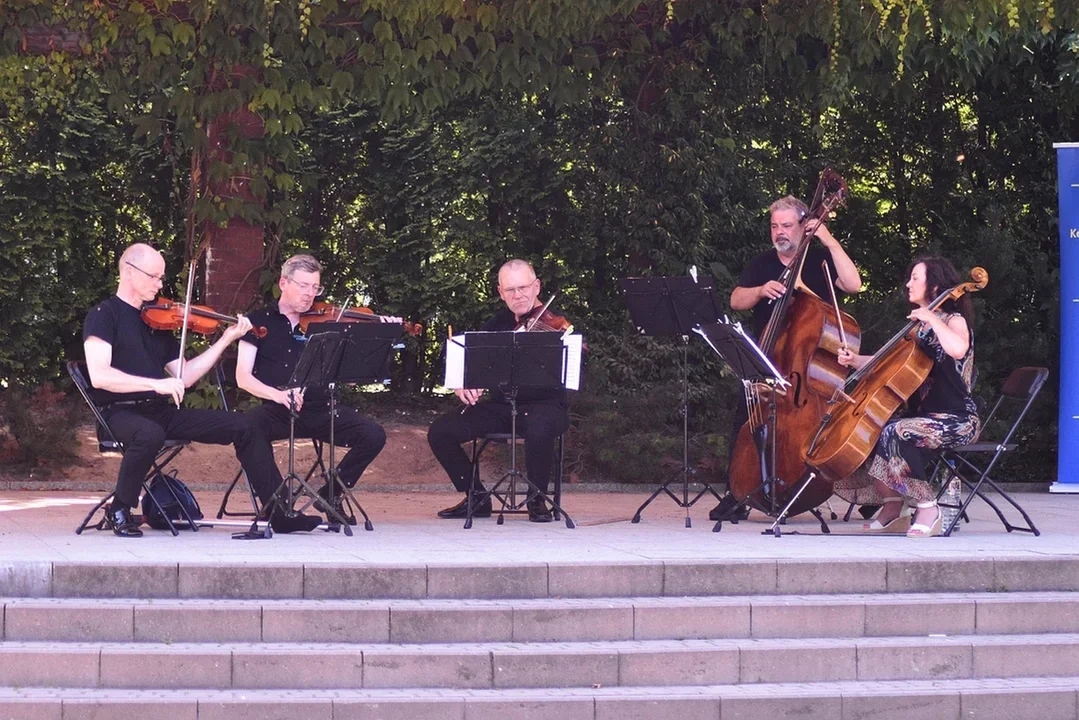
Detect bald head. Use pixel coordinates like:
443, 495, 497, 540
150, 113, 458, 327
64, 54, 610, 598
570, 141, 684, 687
119, 243, 162, 274
498, 259, 535, 285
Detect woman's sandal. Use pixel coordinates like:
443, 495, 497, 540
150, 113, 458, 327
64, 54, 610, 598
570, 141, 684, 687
862, 497, 911, 534
907, 501, 942, 538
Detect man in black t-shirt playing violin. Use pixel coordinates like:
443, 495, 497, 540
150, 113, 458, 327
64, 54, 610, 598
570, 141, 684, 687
710, 195, 863, 521
236, 254, 391, 525
82, 243, 321, 537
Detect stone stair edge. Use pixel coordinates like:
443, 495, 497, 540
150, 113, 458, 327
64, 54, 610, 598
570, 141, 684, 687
4, 632, 1079, 650
0, 676, 1075, 697
3, 556, 1079, 599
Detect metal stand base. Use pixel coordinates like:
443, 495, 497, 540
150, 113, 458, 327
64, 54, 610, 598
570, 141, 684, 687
632, 339, 722, 527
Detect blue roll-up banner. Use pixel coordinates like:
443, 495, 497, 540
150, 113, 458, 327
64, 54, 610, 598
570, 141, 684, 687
1052, 143, 1079, 492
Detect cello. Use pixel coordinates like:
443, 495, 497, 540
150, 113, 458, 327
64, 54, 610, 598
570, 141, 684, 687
727, 169, 862, 518
804, 268, 988, 482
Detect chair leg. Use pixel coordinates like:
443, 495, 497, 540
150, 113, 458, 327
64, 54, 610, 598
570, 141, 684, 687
216, 469, 256, 518
553, 436, 564, 522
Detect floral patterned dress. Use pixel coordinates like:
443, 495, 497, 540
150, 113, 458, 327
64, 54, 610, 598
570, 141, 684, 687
832, 313, 981, 505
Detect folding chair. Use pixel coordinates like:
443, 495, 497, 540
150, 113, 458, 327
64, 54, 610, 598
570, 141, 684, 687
66, 360, 196, 536
468, 432, 573, 528
932, 366, 1048, 537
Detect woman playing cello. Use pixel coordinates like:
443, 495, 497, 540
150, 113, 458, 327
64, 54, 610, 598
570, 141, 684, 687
832, 256, 981, 538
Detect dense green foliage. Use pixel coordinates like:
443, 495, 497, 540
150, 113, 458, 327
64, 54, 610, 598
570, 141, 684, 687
1, 1, 1076, 482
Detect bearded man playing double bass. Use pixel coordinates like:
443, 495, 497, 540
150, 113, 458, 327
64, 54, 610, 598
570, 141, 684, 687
710, 195, 863, 521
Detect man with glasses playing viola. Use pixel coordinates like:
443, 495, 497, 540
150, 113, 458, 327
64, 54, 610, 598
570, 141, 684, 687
427, 259, 571, 523
236, 254, 389, 524
82, 243, 320, 536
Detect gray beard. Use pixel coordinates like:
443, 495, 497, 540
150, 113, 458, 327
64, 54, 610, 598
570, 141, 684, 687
774, 238, 796, 254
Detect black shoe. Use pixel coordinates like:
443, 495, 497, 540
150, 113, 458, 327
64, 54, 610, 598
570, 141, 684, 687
709, 493, 750, 522
105, 503, 143, 538
269, 508, 322, 534
437, 494, 492, 519
317, 483, 357, 526
527, 496, 553, 523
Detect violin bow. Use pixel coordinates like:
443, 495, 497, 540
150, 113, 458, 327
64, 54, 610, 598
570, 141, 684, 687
174, 260, 197, 408
524, 292, 558, 332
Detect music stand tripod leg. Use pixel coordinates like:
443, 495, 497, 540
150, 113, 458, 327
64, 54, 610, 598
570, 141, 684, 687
632, 340, 719, 525
313, 384, 358, 535
764, 471, 828, 538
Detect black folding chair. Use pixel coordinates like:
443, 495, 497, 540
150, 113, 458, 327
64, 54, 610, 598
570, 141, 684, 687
933, 366, 1048, 537
468, 432, 572, 528
66, 360, 195, 536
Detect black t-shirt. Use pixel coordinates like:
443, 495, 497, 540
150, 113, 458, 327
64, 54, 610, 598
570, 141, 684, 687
241, 305, 329, 405
737, 247, 843, 339
82, 295, 180, 405
476, 308, 567, 406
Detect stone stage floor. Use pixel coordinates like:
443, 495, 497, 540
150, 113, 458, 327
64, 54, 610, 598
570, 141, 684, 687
0, 488, 1074, 566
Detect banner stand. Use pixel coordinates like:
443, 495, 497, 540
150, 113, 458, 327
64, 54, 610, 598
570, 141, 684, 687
1051, 142, 1079, 493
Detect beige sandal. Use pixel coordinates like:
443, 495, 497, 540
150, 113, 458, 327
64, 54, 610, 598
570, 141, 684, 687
906, 501, 942, 538
862, 497, 911, 534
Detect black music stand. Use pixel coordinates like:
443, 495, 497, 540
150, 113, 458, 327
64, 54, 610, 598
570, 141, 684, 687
694, 320, 800, 535
458, 331, 575, 529
621, 275, 722, 527
309, 321, 400, 531
233, 330, 349, 539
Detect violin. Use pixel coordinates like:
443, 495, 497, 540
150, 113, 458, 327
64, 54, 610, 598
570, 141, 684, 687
298, 300, 423, 336
141, 297, 267, 338
515, 303, 574, 333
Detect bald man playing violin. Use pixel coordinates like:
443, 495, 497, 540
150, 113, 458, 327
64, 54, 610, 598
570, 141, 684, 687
82, 243, 321, 537
427, 259, 572, 523
236, 254, 389, 525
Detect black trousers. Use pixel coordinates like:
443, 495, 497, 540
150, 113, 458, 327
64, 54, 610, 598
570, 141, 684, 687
427, 400, 569, 494
103, 403, 278, 507
247, 401, 387, 490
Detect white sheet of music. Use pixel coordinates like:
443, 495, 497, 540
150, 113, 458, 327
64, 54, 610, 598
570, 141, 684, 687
444, 335, 466, 389
443, 332, 583, 390
562, 333, 582, 391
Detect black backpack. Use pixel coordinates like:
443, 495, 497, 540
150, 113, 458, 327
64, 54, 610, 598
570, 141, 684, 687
141, 471, 204, 530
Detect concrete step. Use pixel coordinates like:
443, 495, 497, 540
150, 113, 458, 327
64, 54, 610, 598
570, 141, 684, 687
1, 634, 1078, 689
5, 556, 1079, 599
5, 592, 1079, 643
0, 677, 1075, 719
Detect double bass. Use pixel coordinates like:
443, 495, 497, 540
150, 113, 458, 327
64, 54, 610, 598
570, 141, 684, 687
727, 170, 861, 518
804, 268, 989, 481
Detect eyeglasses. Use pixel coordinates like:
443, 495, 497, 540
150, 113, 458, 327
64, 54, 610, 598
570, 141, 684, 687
285, 277, 324, 295
501, 279, 537, 296
125, 261, 166, 283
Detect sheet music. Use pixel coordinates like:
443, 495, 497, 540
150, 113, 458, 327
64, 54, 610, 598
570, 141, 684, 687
443, 332, 583, 390
444, 335, 466, 389
692, 321, 790, 390
563, 333, 582, 391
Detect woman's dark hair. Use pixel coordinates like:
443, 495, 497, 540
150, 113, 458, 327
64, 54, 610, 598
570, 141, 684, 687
907, 255, 973, 323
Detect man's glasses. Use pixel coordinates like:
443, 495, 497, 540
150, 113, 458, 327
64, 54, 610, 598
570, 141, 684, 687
501, 279, 537, 296
125, 261, 166, 283
286, 277, 325, 295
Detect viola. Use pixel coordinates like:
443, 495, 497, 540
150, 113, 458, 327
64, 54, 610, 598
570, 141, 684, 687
804, 268, 989, 482
141, 297, 267, 338
298, 300, 423, 336
727, 169, 860, 518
